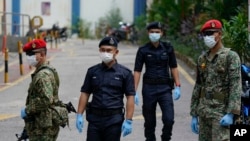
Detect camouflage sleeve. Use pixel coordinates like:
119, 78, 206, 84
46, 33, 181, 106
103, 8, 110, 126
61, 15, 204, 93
226, 51, 241, 115
190, 65, 202, 117
26, 70, 55, 114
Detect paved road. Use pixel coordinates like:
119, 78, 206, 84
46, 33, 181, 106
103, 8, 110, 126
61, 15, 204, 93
0, 38, 198, 141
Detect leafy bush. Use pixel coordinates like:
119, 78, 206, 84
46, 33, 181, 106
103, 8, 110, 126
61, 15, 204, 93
222, 6, 250, 63
72, 18, 93, 39
95, 7, 123, 39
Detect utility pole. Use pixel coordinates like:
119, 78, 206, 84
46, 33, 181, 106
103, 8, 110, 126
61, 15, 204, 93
3, 0, 6, 35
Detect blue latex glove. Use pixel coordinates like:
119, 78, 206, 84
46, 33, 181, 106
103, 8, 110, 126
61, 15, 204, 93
243, 106, 249, 117
191, 116, 199, 134
173, 86, 181, 100
134, 92, 139, 106
20, 108, 27, 119
220, 113, 234, 126
122, 119, 133, 137
76, 114, 84, 133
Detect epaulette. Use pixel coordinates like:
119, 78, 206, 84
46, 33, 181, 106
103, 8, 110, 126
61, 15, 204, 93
87, 63, 103, 74
118, 64, 132, 73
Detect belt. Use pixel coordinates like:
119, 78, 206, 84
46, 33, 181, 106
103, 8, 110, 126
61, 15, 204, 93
200, 89, 225, 103
88, 107, 124, 116
143, 78, 172, 85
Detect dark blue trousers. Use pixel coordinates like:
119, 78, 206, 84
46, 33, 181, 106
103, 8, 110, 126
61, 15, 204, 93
86, 113, 124, 141
142, 84, 174, 141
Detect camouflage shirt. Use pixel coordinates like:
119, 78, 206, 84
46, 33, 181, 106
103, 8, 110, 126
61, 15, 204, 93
190, 47, 241, 119
25, 62, 60, 136
25, 63, 59, 114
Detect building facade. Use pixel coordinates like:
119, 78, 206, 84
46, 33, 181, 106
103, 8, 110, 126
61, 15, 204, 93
0, 0, 147, 36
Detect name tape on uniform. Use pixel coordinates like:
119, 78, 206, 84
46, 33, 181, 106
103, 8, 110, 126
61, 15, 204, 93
230, 124, 250, 141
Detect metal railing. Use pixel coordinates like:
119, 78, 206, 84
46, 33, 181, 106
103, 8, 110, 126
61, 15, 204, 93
0, 11, 31, 37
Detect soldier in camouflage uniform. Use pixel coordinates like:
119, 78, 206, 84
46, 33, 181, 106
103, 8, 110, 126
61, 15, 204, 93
190, 19, 242, 141
20, 39, 60, 141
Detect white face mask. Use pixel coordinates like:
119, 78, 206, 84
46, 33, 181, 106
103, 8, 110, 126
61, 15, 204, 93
26, 55, 38, 67
149, 33, 161, 42
203, 35, 217, 48
99, 52, 114, 64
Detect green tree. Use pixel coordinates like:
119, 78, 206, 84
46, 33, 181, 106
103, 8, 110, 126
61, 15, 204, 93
71, 18, 93, 39
95, 7, 123, 38
105, 7, 123, 28
222, 6, 250, 63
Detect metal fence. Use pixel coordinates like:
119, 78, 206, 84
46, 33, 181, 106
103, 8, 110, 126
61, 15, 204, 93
0, 11, 31, 37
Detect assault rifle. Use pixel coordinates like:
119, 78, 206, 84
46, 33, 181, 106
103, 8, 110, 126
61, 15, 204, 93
16, 128, 28, 141
16, 102, 76, 141
65, 101, 77, 113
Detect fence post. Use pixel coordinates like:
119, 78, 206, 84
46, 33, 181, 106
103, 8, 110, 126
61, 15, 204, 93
27, 37, 32, 69
50, 31, 54, 49
18, 41, 23, 75
4, 48, 8, 83
55, 31, 58, 49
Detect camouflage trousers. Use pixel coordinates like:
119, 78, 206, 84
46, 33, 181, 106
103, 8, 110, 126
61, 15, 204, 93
29, 133, 59, 141
199, 117, 230, 141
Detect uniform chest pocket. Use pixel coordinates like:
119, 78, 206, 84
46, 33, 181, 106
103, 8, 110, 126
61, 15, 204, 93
110, 76, 123, 89
91, 76, 100, 90
145, 54, 155, 61
214, 54, 227, 74
160, 54, 168, 61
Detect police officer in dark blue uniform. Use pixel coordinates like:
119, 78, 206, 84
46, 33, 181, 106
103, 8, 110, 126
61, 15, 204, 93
134, 22, 181, 141
76, 37, 135, 141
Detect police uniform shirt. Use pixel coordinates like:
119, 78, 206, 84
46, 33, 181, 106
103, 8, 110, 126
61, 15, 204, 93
81, 62, 135, 109
134, 41, 177, 79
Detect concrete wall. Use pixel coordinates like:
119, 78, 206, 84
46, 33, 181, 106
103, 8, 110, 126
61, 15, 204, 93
0, 35, 28, 52
21, 0, 71, 29
0, 0, 135, 52
17, 0, 134, 34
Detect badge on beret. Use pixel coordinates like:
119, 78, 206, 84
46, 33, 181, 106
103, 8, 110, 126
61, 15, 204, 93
158, 22, 161, 28
32, 43, 36, 48
211, 22, 215, 28
109, 38, 114, 45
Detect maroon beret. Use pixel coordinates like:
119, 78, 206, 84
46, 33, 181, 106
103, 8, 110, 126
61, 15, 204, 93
23, 39, 46, 52
201, 19, 222, 32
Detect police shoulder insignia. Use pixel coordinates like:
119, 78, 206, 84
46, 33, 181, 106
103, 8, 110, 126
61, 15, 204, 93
158, 22, 161, 28
109, 38, 114, 45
